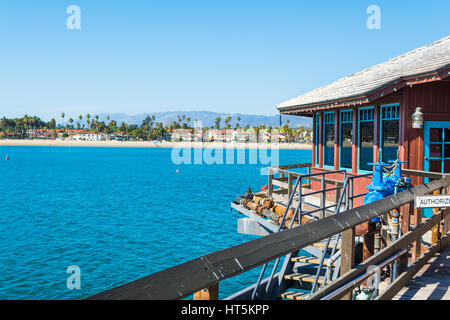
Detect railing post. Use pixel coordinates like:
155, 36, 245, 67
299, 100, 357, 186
334, 181, 341, 209
307, 164, 311, 187
412, 207, 423, 262
268, 168, 273, 197
288, 173, 293, 199
193, 284, 219, 300
431, 189, 441, 246
444, 187, 450, 237
340, 227, 355, 300
321, 174, 326, 218
398, 203, 411, 273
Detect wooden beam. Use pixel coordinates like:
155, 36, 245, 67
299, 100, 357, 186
275, 163, 312, 170
431, 190, 441, 246
312, 113, 316, 166
340, 228, 355, 300
402, 169, 449, 180
352, 107, 358, 174
412, 207, 422, 262
399, 102, 408, 164
334, 110, 339, 170
319, 111, 323, 168
268, 169, 273, 197
288, 173, 293, 199
399, 203, 411, 273
373, 105, 380, 163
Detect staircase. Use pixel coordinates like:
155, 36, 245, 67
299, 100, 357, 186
279, 237, 342, 300
249, 170, 351, 301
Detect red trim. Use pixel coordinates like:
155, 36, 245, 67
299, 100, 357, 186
279, 66, 450, 115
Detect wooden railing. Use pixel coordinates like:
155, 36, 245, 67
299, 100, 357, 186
309, 169, 450, 300
267, 163, 313, 198
309, 209, 449, 299
267, 163, 350, 216
85, 173, 450, 300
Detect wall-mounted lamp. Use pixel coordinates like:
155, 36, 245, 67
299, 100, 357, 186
412, 107, 424, 129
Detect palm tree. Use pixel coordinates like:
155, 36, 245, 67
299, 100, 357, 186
235, 116, 241, 130
69, 118, 74, 128
120, 122, 127, 134
225, 116, 231, 129
253, 126, 260, 143
215, 117, 221, 130
48, 118, 56, 129
61, 113, 65, 128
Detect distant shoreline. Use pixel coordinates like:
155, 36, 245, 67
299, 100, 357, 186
0, 139, 312, 150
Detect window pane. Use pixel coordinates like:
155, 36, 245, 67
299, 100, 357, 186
430, 128, 443, 143
324, 124, 334, 166
445, 129, 450, 143
359, 121, 374, 171
445, 144, 450, 158
341, 123, 352, 168
430, 144, 442, 158
315, 121, 320, 164
381, 119, 399, 163
429, 159, 442, 173
445, 160, 450, 173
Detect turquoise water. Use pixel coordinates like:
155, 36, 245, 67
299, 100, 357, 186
0, 146, 311, 300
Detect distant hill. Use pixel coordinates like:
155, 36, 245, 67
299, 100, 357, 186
94, 111, 312, 129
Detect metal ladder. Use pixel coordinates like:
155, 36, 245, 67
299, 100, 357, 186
250, 172, 352, 300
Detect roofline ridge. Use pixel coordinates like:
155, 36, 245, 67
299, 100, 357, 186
277, 35, 450, 109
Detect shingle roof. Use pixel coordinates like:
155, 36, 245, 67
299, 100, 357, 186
277, 36, 450, 110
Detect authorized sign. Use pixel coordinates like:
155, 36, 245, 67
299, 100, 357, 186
415, 195, 450, 208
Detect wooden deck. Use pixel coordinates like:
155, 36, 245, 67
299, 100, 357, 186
393, 245, 450, 300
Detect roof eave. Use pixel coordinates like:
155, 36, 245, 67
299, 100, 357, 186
278, 65, 450, 115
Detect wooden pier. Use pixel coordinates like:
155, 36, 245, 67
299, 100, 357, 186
392, 245, 450, 300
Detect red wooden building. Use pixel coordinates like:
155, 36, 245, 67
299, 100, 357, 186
277, 36, 450, 198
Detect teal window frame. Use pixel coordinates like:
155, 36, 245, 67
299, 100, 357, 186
358, 106, 375, 173
315, 113, 320, 166
323, 111, 335, 169
339, 109, 353, 171
424, 121, 450, 173
379, 104, 400, 164
423, 121, 450, 218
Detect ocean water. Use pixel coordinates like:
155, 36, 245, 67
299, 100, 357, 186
0, 146, 311, 300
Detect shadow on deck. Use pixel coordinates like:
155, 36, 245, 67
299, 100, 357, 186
393, 245, 450, 300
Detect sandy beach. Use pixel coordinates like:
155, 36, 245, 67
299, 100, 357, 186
0, 139, 312, 149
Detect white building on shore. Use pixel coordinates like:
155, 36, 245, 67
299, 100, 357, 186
72, 133, 108, 141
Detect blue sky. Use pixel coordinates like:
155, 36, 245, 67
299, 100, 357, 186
0, 0, 449, 120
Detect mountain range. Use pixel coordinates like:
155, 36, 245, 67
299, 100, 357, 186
92, 111, 312, 129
